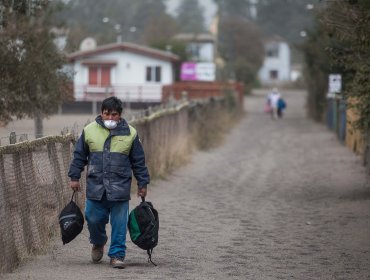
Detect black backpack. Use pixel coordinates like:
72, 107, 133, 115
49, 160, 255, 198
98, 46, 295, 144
59, 191, 84, 245
128, 197, 159, 266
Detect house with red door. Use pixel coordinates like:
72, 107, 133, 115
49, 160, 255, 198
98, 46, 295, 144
67, 42, 179, 104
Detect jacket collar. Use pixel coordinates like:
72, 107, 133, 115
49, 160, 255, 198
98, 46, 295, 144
95, 115, 131, 136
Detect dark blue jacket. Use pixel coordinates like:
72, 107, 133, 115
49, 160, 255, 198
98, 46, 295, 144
68, 116, 150, 201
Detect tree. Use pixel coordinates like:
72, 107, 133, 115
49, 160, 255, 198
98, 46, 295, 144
217, 17, 264, 92
299, 22, 331, 122
256, 0, 316, 45
55, 0, 178, 50
0, 0, 70, 137
176, 0, 205, 33
301, 0, 370, 132
319, 0, 370, 132
214, 0, 253, 20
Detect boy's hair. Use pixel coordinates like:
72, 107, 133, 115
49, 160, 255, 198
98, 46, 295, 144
101, 97, 123, 115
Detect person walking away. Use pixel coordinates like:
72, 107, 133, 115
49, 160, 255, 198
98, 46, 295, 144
266, 88, 281, 120
277, 96, 287, 118
68, 96, 150, 269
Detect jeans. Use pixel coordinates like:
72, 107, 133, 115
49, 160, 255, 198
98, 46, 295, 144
85, 192, 129, 258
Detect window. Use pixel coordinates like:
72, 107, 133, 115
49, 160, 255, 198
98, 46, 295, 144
88, 66, 111, 86
146, 66, 161, 82
155, 66, 161, 82
187, 43, 200, 61
146, 67, 152, 82
269, 70, 279, 80
266, 43, 279, 58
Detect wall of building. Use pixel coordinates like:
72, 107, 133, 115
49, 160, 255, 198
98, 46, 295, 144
73, 51, 174, 102
258, 42, 291, 85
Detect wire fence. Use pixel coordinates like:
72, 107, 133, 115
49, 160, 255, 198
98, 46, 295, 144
0, 96, 240, 273
0, 134, 86, 273
0, 102, 181, 146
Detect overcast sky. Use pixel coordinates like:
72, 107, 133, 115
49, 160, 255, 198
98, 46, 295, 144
165, 0, 217, 28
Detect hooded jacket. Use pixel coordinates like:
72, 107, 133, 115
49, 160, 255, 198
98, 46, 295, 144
68, 116, 150, 201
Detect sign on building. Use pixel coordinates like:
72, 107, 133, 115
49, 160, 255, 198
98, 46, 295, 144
180, 62, 215, 82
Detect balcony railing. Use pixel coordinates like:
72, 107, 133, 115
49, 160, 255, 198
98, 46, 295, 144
73, 84, 163, 102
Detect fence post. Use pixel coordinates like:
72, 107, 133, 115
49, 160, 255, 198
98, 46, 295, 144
0, 154, 18, 272
9, 132, 16, 144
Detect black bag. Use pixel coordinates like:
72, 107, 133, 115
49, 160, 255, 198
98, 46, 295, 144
59, 191, 84, 245
128, 197, 159, 266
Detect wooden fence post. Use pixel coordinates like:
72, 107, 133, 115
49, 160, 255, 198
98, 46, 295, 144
0, 154, 18, 272
9, 132, 16, 144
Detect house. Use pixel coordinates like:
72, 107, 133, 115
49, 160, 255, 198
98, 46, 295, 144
173, 33, 216, 82
258, 36, 291, 85
173, 33, 216, 62
67, 41, 178, 104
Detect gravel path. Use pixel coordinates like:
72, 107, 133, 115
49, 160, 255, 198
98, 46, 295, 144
1, 89, 370, 280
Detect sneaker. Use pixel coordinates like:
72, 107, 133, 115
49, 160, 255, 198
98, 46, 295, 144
91, 238, 107, 263
110, 257, 125, 269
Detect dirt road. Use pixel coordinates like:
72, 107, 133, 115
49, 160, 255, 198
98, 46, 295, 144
2, 89, 370, 280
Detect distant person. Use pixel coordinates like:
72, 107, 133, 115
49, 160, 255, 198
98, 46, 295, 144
68, 96, 150, 269
277, 95, 287, 118
266, 88, 281, 119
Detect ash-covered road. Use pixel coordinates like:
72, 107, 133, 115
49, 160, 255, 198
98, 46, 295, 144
2, 89, 370, 280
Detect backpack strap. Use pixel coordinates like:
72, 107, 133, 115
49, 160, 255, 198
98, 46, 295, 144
147, 249, 157, 266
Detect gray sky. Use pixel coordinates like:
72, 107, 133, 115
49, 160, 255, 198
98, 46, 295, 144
165, 0, 217, 29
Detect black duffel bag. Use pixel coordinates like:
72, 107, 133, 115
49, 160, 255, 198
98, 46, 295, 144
59, 191, 84, 245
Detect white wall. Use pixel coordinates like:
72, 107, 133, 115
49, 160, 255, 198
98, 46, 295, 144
199, 42, 214, 62
258, 42, 291, 85
73, 50, 174, 102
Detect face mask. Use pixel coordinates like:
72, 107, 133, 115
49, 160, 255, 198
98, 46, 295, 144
103, 120, 118, 129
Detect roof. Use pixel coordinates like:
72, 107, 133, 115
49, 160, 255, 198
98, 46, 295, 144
173, 33, 216, 43
67, 42, 179, 62
263, 35, 287, 44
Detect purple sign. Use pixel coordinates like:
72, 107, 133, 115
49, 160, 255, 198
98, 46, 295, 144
180, 62, 196, 81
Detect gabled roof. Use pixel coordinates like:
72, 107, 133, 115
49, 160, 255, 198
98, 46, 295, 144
263, 35, 287, 44
67, 42, 179, 62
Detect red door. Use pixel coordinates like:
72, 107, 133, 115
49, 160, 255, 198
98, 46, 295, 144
89, 67, 98, 85
101, 67, 111, 86
89, 66, 111, 86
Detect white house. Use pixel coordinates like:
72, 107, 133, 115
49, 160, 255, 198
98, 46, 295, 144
258, 36, 291, 85
173, 33, 216, 62
67, 42, 178, 103
173, 33, 216, 81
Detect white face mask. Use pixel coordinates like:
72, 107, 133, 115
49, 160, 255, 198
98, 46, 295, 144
103, 120, 118, 129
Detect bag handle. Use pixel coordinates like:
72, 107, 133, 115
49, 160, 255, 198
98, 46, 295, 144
71, 190, 77, 202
